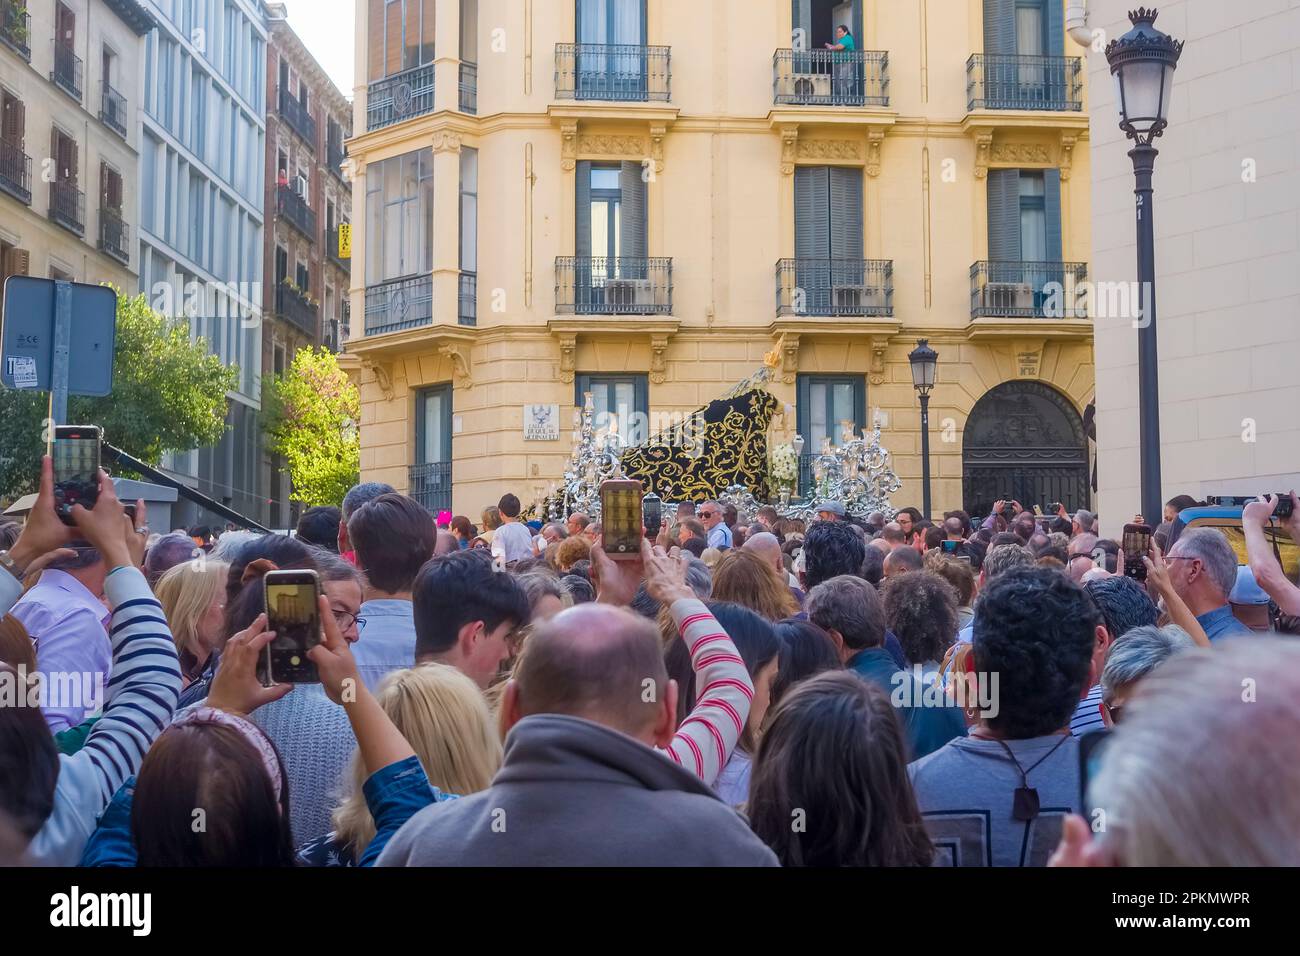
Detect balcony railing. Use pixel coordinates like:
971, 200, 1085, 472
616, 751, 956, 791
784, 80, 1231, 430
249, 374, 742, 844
970, 261, 1089, 319
773, 49, 890, 107
967, 54, 1083, 111
366, 64, 435, 131
410, 461, 452, 516
278, 88, 317, 146
52, 41, 83, 101
365, 274, 433, 335
327, 226, 350, 273
1, 6, 31, 61
277, 184, 316, 241
555, 43, 671, 102
98, 208, 129, 263
100, 83, 127, 138
776, 258, 894, 317
0, 137, 32, 204
276, 281, 319, 337
48, 180, 84, 236
459, 61, 477, 114
326, 140, 347, 182
458, 271, 476, 326
555, 257, 673, 315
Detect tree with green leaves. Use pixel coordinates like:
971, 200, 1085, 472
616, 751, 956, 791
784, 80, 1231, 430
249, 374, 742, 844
264, 346, 360, 508
0, 291, 237, 501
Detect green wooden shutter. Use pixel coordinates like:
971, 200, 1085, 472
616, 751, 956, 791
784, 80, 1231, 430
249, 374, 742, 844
575, 160, 592, 258
983, 0, 1015, 55
794, 166, 829, 259
829, 167, 863, 260
986, 168, 1021, 262
1045, 0, 1064, 55
619, 160, 647, 264
1044, 167, 1063, 262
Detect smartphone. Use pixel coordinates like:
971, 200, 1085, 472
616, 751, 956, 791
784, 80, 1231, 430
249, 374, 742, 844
1121, 523, 1152, 581
260, 569, 322, 684
642, 493, 662, 541
1033, 504, 1044, 517
1049, 502, 1064, 516
50, 425, 102, 525
600, 479, 643, 559
941, 539, 958, 554
1078, 728, 1112, 819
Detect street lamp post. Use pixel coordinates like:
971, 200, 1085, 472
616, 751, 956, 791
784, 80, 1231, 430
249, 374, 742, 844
908, 339, 938, 520
1105, 7, 1183, 524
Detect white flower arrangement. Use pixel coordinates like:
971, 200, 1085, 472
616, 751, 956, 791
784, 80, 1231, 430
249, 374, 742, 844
770, 442, 799, 486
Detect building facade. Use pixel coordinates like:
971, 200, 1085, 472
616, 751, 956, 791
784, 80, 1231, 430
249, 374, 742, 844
1088, 0, 1300, 534
0, 0, 151, 308
262, 2, 352, 528
345, 0, 1095, 519
137, 0, 267, 527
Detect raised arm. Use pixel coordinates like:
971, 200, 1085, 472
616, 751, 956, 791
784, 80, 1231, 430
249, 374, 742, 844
1242, 496, 1300, 616
1143, 543, 1211, 648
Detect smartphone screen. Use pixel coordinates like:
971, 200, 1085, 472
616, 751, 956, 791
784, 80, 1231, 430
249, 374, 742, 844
1122, 524, 1151, 581
1078, 728, 1112, 821
642, 495, 662, 541
262, 571, 321, 684
600, 480, 643, 559
941, 539, 958, 554
52, 426, 102, 523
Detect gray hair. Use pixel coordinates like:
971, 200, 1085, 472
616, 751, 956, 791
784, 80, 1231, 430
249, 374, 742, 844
1100, 624, 1196, 704
806, 575, 885, 651
1074, 509, 1096, 532
543, 522, 569, 539
342, 482, 396, 520
211, 529, 260, 562
309, 547, 366, 587
1168, 527, 1238, 597
1089, 637, 1300, 865
982, 544, 1034, 581
517, 570, 573, 613
684, 557, 713, 600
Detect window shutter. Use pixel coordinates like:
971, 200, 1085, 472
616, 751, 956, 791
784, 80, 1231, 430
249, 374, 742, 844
14, 98, 24, 149
986, 168, 1020, 262
829, 167, 864, 260
100, 160, 109, 206
1044, 167, 1063, 262
618, 160, 647, 265
794, 165, 829, 259
70, 138, 79, 186
983, 0, 1015, 55
791, 0, 812, 42
1046, 0, 1064, 56
575, 160, 592, 259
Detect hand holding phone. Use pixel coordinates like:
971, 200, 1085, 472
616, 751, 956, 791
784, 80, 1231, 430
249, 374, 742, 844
600, 479, 644, 560
206, 613, 294, 716
51, 426, 102, 525
1122, 523, 1152, 582
261, 570, 323, 684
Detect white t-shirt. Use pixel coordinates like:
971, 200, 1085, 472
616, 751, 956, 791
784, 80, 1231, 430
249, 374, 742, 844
491, 521, 535, 563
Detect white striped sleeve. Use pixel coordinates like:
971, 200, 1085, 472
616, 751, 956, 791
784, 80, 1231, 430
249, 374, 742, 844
77, 567, 183, 805
662, 598, 753, 787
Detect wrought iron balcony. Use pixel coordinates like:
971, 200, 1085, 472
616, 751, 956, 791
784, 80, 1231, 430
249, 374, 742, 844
278, 87, 317, 146
366, 64, 435, 131
48, 180, 84, 236
773, 49, 890, 107
459, 61, 477, 114
967, 54, 1083, 111
555, 43, 670, 102
555, 257, 673, 315
776, 258, 894, 317
970, 261, 1089, 319
100, 83, 127, 138
1, 6, 30, 61
365, 274, 433, 335
0, 137, 32, 204
410, 461, 452, 516
458, 271, 476, 326
276, 280, 319, 337
277, 183, 316, 242
327, 226, 350, 273
52, 41, 82, 101
98, 208, 129, 263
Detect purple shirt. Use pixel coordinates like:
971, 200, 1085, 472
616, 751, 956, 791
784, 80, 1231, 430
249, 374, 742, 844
11, 569, 111, 733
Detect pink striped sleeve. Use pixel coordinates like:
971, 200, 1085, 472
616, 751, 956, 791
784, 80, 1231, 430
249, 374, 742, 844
657, 598, 753, 786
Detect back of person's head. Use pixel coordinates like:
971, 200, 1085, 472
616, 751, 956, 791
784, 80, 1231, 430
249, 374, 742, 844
498, 494, 521, 519
859, 544, 885, 585
333, 663, 503, 854
880, 523, 905, 544
803, 521, 867, 590
0, 615, 35, 672
972, 568, 1099, 739
1090, 638, 1300, 865
1084, 575, 1158, 640
555, 535, 591, 570
412, 549, 531, 660
296, 506, 341, 552
881, 570, 958, 666
710, 549, 797, 622
990, 531, 1021, 548
883, 546, 923, 576
342, 482, 395, 521
943, 516, 964, 538
512, 604, 669, 737
981, 543, 1034, 582
1168, 527, 1239, 600
924, 553, 976, 607
749, 672, 934, 867
144, 533, 200, 587
132, 715, 292, 866
1164, 494, 1199, 516
771, 619, 841, 707
682, 536, 708, 558
224, 534, 319, 638
1074, 509, 1097, 533
922, 525, 944, 551
450, 515, 475, 539
559, 573, 595, 604
806, 575, 885, 652
1100, 624, 1196, 704
481, 506, 502, 531
211, 529, 259, 561
188, 525, 213, 545
0, 660, 59, 842
155, 557, 231, 680
348, 493, 436, 594
1012, 513, 1037, 542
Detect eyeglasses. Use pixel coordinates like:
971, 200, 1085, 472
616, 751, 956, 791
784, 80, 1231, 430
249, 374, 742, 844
333, 610, 360, 630
698, 510, 717, 518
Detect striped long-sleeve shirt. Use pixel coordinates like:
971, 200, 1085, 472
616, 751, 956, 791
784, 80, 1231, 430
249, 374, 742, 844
659, 598, 753, 787
25, 565, 182, 866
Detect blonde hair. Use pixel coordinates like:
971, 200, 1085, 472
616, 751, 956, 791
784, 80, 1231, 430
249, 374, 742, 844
710, 548, 798, 622
155, 559, 229, 681
332, 664, 502, 854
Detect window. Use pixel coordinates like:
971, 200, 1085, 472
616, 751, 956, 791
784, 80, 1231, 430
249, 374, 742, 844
1015, 0, 1045, 56
797, 374, 865, 454
576, 0, 644, 45
1018, 170, 1046, 261
1, 88, 25, 150
100, 162, 123, 213
576, 373, 649, 448
275, 245, 288, 285
986, 167, 1061, 263
794, 165, 863, 259
51, 128, 77, 185
367, 0, 436, 82
416, 384, 452, 464
364, 147, 434, 284
296, 262, 310, 293
459, 146, 477, 273
576, 161, 645, 264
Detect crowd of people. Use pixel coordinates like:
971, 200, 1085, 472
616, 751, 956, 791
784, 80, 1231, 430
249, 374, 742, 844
1, 463, 1298, 867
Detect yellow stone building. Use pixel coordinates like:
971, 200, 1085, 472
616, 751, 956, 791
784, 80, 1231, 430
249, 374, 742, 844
342, 0, 1094, 519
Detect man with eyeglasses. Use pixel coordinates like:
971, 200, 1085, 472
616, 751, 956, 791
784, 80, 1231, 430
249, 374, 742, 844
697, 501, 732, 551
1164, 528, 1253, 641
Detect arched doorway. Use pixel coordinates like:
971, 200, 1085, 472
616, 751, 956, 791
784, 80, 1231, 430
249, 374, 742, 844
962, 381, 1090, 517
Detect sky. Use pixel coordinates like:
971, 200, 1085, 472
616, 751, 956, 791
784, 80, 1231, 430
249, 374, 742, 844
281, 0, 356, 100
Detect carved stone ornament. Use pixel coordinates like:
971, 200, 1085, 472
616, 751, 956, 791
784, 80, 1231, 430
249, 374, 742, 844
561, 122, 578, 172
432, 131, 462, 153
439, 344, 472, 386
974, 133, 993, 180
650, 334, 669, 384
780, 127, 799, 176
866, 129, 885, 177
558, 333, 577, 384
577, 135, 647, 157
990, 142, 1052, 164
797, 138, 862, 161
781, 334, 801, 385
869, 338, 889, 385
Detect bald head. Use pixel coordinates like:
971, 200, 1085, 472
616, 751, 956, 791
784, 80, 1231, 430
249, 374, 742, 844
512, 604, 672, 740
881, 522, 905, 545
743, 531, 783, 573
434, 530, 459, 556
